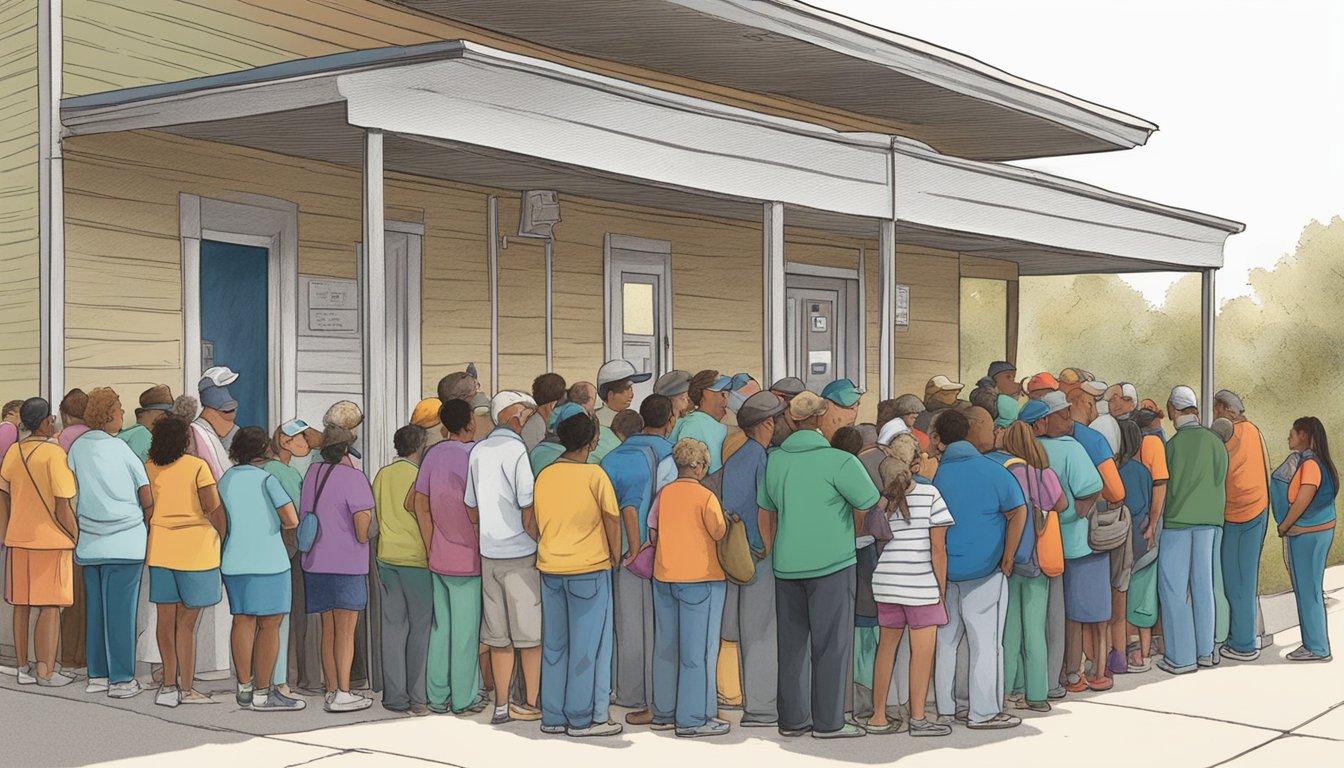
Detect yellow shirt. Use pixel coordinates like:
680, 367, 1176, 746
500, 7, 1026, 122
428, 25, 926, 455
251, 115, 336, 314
146, 455, 220, 570
533, 460, 619, 575
373, 458, 426, 568
1224, 421, 1270, 523
0, 439, 76, 550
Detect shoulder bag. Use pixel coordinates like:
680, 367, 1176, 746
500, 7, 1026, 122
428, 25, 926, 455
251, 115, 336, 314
18, 439, 70, 542
625, 447, 660, 580
1087, 495, 1131, 553
297, 462, 335, 554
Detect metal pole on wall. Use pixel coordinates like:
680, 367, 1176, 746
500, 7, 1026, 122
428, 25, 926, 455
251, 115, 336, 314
1201, 268, 1216, 426
488, 196, 499, 394
878, 219, 896, 400
544, 239, 554, 372
763, 201, 786, 383
38, 0, 64, 403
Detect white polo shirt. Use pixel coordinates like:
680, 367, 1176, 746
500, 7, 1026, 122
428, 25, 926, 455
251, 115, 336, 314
464, 425, 537, 559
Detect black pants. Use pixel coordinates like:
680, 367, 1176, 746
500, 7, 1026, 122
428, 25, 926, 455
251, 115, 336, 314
776, 565, 856, 733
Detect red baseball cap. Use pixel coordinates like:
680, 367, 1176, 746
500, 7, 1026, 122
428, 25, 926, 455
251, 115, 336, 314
1028, 372, 1060, 393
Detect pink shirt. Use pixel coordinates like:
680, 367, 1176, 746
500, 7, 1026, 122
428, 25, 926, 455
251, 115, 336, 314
0, 422, 16, 463
57, 424, 91, 454
414, 440, 481, 576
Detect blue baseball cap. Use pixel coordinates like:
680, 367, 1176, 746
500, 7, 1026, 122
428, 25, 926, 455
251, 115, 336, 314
1019, 399, 1050, 425
280, 418, 311, 437
548, 401, 589, 430
821, 379, 864, 408
706, 372, 750, 393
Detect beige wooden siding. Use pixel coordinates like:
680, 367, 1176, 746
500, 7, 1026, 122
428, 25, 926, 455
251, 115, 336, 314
893, 245, 962, 398
0, 0, 39, 396
62, 0, 906, 134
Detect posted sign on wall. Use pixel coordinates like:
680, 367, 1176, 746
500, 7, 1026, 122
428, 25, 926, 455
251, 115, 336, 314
895, 284, 910, 328
308, 280, 358, 332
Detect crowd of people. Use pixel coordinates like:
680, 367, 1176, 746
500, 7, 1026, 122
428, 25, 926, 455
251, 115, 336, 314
0, 358, 1335, 741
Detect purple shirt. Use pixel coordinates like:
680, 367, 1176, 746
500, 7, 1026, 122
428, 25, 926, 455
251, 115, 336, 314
415, 440, 481, 577
299, 461, 375, 576
58, 424, 91, 454
0, 422, 16, 463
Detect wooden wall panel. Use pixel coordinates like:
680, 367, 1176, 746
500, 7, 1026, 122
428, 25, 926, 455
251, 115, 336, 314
0, 0, 39, 396
893, 246, 961, 397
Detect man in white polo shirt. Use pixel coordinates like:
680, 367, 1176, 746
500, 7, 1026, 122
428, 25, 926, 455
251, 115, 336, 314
465, 390, 542, 725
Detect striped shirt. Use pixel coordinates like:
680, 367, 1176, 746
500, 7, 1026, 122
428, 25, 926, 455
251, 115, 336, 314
872, 483, 955, 606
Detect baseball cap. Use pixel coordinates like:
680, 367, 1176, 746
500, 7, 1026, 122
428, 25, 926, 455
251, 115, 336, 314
737, 391, 786, 429
410, 398, 443, 428
877, 418, 910, 446
1040, 390, 1070, 416
706, 373, 750, 392
789, 391, 829, 421
490, 391, 537, 424
821, 379, 864, 408
1169, 386, 1198, 411
988, 361, 1016, 379
280, 418, 311, 437
200, 366, 239, 388
769, 377, 807, 399
137, 384, 174, 413
1081, 380, 1108, 398
470, 392, 491, 417
1058, 367, 1094, 385
323, 400, 364, 430
548, 401, 588, 430
653, 370, 691, 397
924, 375, 963, 396
993, 394, 1021, 428
1018, 400, 1050, 425
199, 382, 238, 412
438, 369, 479, 403
893, 394, 925, 417
596, 359, 652, 391
1027, 372, 1060, 393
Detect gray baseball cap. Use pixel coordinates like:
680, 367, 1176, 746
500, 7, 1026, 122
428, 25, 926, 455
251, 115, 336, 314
736, 391, 787, 429
1041, 390, 1071, 416
768, 377, 807, 399
653, 370, 691, 397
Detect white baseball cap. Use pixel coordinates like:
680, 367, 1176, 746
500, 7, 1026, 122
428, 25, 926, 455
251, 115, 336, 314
200, 366, 239, 387
1169, 385, 1198, 411
489, 391, 537, 424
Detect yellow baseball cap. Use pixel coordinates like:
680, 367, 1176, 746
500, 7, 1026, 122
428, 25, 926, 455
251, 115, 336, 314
410, 398, 442, 429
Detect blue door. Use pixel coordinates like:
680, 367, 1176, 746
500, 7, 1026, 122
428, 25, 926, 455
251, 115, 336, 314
200, 240, 269, 430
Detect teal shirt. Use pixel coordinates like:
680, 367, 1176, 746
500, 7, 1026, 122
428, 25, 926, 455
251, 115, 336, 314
1041, 436, 1105, 559
757, 429, 880, 580
530, 440, 565, 478
262, 459, 304, 507
218, 464, 293, 576
592, 424, 620, 464
669, 410, 729, 473
67, 430, 149, 564
117, 424, 152, 464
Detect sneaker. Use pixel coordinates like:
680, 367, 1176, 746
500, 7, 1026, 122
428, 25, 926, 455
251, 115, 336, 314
813, 723, 866, 739
863, 719, 898, 735
1128, 652, 1152, 673
650, 721, 677, 731
739, 718, 778, 728
1107, 649, 1128, 676
16, 664, 36, 685
1047, 686, 1067, 700
326, 690, 372, 712
180, 690, 215, 704
967, 713, 1022, 730
1220, 646, 1260, 662
0, 662, 18, 676
778, 726, 811, 737
236, 685, 255, 708
86, 677, 110, 694
934, 714, 956, 726
453, 696, 489, 715
1155, 657, 1197, 675
1086, 676, 1113, 692
908, 718, 952, 737
540, 724, 567, 734
677, 720, 731, 738
108, 679, 143, 699
1197, 655, 1217, 668
409, 704, 431, 717
156, 685, 181, 708
509, 702, 542, 721
252, 688, 307, 711
37, 671, 76, 688
1015, 699, 1051, 713
625, 709, 653, 725
1064, 677, 1090, 693
325, 690, 337, 707
1286, 646, 1333, 662
567, 721, 623, 737
490, 708, 512, 725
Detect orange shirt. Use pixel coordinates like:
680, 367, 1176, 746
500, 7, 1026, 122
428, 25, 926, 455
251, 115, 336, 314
1097, 458, 1126, 504
1288, 459, 1322, 505
0, 439, 77, 550
1139, 434, 1170, 483
652, 479, 727, 582
1224, 420, 1270, 523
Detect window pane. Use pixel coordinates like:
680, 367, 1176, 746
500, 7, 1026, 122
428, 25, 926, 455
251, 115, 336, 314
960, 278, 1008, 387
623, 282, 654, 335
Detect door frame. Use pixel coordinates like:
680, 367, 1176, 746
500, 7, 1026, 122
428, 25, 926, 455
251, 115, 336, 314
357, 221, 424, 421
180, 193, 298, 428
603, 234, 674, 371
784, 261, 864, 388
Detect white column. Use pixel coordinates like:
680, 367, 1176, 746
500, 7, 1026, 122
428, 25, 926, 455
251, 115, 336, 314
487, 196, 500, 394
544, 239, 554, 372
38, 0, 64, 402
762, 201, 786, 383
1201, 268, 1216, 426
361, 129, 390, 477
878, 219, 896, 400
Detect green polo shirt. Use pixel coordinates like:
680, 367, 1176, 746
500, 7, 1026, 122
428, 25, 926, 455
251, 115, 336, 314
117, 424, 153, 464
758, 429, 880, 580
1164, 422, 1228, 529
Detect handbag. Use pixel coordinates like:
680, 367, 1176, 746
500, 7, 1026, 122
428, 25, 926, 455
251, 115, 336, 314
717, 513, 756, 585
625, 446, 662, 580
1030, 465, 1066, 578
297, 463, 335, 554
1087, 497, 1132, 552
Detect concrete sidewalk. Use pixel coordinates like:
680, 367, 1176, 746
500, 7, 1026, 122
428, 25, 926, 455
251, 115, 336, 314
3, 580, 1342, 768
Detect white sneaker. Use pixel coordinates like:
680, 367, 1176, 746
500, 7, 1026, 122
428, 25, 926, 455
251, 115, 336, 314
0, 663, 18, 676
156, 685, 181, 708
86, 677, 110, 694
325, 690, 373, 713
108, 679, 143, 699
37, 671, 75, 687
17, 664, 37, 685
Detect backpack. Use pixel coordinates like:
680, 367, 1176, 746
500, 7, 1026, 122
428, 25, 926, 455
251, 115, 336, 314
1003, 457, 1064, 578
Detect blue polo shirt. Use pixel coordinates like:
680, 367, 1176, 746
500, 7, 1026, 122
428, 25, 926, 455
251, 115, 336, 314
1072, 422, 1114, 467
599, 434, 676, 546
721, 438, 769, 550
932, 441, 1026, 582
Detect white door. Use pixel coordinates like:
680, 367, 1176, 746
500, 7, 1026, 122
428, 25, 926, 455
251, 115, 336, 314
605, 235, 672, 406
785, 272, 859, 392
384, 229, 423, 426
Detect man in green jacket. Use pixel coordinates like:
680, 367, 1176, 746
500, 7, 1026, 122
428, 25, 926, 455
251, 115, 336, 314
759, 391, 880, 740
1154, 385, 1228, 675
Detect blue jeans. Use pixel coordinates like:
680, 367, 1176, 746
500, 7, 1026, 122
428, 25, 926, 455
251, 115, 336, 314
1221, 511, 1267, 653
540, 570, 614, 730
1158, 525, 1217, 669
1287, 528, 1335, 657
652, 579, 726, 729
83, 562, 143, 684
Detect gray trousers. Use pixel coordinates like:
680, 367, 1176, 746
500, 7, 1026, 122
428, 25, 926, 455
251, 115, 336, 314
376, 562, 433, 709
612, 565, 655, 709
935, 572, 1008, 724
721, 552, 779, 723
1047, 574, 1066, 688
776, 565, 855, 734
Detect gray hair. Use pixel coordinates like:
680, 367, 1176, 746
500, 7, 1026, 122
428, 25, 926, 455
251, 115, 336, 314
171, 395, 199, 421
1211, 418, 1235, 443
1214, 389, 1244, 415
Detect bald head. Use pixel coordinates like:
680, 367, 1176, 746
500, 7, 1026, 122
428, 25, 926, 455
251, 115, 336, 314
966, 405, 995, 453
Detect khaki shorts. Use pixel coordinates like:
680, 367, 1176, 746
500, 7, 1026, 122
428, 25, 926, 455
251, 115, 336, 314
480, 554, 542, 648
5, 547, 75, 607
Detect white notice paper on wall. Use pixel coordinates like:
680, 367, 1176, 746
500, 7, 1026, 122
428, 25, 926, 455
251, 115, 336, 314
308, 280, 358, 332
895, 284, 910, 328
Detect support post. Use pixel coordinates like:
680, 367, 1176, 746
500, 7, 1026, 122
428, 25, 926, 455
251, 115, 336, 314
878, 219, 896, 400
1201, 268, 1216, 426
544, 239, 554, 372
361, 129, 390, 476
763, 201, 786, 384
38, 0, 64, 402
1006, 279, 1020, 366
487, 196, 500, 394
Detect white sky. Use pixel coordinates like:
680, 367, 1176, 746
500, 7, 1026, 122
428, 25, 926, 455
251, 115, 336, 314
811, 0, 1344, 305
